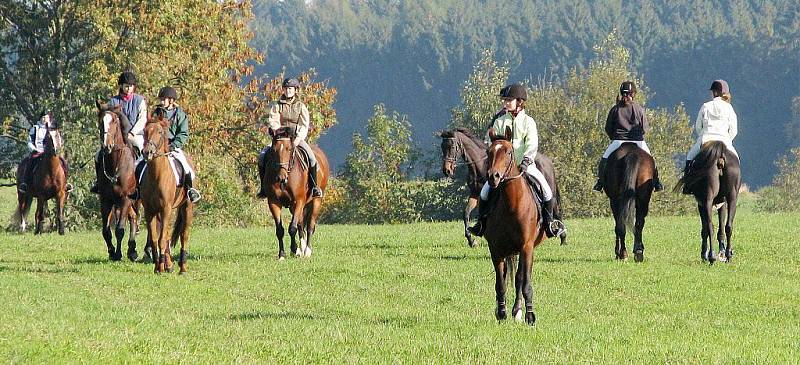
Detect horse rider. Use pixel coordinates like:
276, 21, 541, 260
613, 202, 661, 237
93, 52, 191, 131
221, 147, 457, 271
469, 83, 566, 238
90, 71, 147, 194
682, 79, 738, 194
593, 81, 664, 192
257, 77, 323, 198
150, 86, 202, 203
18, 111, 73, 194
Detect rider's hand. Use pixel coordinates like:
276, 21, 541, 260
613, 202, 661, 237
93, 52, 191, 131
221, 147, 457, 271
519, 156, 533, 172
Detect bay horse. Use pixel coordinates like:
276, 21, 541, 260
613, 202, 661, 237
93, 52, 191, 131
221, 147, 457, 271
601, 143, 655, 262
14, 125, 69, 235
438, 128, 566, 247
140, 108, 193, 274
675, 141, 741, 263
95, 101, 140, 261
263, 127, 330, 259
483, 126, 546, 326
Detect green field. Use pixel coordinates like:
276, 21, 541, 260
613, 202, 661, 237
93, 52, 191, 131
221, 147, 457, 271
1, 185, 799, 363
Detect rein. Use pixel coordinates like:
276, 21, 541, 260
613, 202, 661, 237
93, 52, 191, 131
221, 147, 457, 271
274, 137, 296, 174
443, 134, 488, 167
145, 122, 170, 160
495, 146, 524, 185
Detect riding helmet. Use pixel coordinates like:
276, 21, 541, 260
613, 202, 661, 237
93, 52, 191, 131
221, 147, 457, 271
158, 86, 179, 100
282, 78, 301, 88
502, 84, 527, 101
620, 81, 636, 96
709, 79, 730, 94
118, 71, 137, 86
497, 85, 509, 97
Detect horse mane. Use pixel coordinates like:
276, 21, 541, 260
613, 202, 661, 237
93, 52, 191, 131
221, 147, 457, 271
453, 127, 485, 147
674, 141, 727, 193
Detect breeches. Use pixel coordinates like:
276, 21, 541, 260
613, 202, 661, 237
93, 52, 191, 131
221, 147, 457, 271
686, 138, 738, 161
602, 140, 651, 158
480, 164, 552, 201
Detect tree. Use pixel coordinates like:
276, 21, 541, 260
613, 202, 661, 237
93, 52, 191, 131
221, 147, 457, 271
449, 49, 509, 134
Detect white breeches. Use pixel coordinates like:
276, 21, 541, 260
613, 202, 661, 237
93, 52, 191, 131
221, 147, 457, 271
128, 134, 144, 152
480, 164, 552, 201
686, 137, 738, 161
170, 148, 196, 180
602, 140, 651, 158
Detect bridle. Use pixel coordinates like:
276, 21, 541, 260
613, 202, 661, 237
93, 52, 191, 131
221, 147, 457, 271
99, 111, 128, 184
145, 121, 169, 160
442, 132, 487, 167
491, 142, 524, 184
274, 137, 296, 174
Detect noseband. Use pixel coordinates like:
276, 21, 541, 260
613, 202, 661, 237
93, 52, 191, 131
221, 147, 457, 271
274, 137, 296, 174
145, 122, 169, 159
491, 144, 523, 184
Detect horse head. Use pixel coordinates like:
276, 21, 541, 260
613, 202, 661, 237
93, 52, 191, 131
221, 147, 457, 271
486, 127, 515, 188
143, 107, 170, 161
96, 101, 125, 154
271, 127, 297, 184
437, 130, 459, 177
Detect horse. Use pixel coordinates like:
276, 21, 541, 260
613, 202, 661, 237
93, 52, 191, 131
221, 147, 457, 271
140, 108, 193, 274
675, 141, 741, 263
95, 101, 140, 261
438, 127, 566, 247
601, 142, 655, 262
262, 127, 330, 259
483, 126, 546, 326
14, 125, 69, 235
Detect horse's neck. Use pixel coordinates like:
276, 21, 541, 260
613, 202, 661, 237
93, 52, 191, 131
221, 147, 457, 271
146, 155, 174, 183
497, 176, 536, 217
457, 133, 487, 179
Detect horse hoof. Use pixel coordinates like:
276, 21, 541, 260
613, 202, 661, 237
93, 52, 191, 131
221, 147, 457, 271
496, 308, 507, 321
127, 250, 138, 262
58, 228, 65, 235
513, 309, 524, 322
634, 251, 644, 263
277, 255, 285, 261
525, 312, 536, 326
165, 265, 174, 273
179, 270, 187, 275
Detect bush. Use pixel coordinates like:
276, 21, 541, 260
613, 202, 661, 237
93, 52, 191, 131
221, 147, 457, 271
756, 148, 800, 212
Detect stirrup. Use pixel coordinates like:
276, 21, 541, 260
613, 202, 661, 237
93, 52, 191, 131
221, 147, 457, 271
187, 188, 202, 203
65, 183, 74, 192
311, 187, 323, 197
592, 180, 603, 192
653, 180, 664, 192
17, 183, 27, 194
90, 182, 99, 194
548, 220, 566, 238
468, 221, 485, 237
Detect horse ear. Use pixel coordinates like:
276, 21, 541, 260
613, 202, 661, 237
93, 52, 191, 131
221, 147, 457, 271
504, 126, 512, 140
435, 130, 443, 138
95, 100, 103, 110
488, 128, 497, 141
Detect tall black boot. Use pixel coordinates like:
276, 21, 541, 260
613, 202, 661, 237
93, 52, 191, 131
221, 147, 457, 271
468, 198, 491, 237
542, 199, 566, 238
257, 152, 268, 199
681, 160, 693, 194
309, 164, 322, 197
90, 152, 101, 194
652, 163, 664, 192
592, 158, 608, 192
184, 173, 201, 203
17, 159, 31, 194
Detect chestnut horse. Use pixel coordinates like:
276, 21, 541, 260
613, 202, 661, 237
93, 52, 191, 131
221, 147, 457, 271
140, 108, 193, 274
263, 127, 329, 259
484, 127, 546, 326
675, 141, 741, 263
438, 128, 566, 247
14, 125, 69, 234
95, 101, 140, 261
601, 143, 655, 262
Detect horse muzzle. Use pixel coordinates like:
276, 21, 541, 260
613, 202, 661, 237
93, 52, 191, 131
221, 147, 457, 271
488, 170, 502, 188
442, 163, 455, 178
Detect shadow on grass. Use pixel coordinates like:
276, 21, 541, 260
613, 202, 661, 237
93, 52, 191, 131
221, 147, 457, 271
535, 256, 608, 264
230, 311, 319, 321
421, 254, 485, 261
1, 265, 79, 274
372, 314, 420, 329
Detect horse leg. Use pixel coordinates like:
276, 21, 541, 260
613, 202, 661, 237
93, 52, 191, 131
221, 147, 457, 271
101, 203, 116, 260
633, 198, 647, 263
16, 193, 32, 232
34, 198, 45, 235
716, 204, 728, 262
520, 247, 536, 326
511, 255, 524, 322
160, 208, 174, 273
269, 203, 286, 260
178, 203, 193, 274
464, 196, 478, 247
698, 202, 715, 264
492, 255, 507, 321
289, 202, 305, 257
127, 202, 139, 262
611, 203, 627, 260
56, 191, 66, 235
146, 215, 160, 273
304, 199, 322, 257
725, 194, 738, 262
111, 206, 125, 261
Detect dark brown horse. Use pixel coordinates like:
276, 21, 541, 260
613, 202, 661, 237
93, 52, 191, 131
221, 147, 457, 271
438, 128, 566, 246
675, 141, 741, 263
601, 143, 655, 262
484, 127, 546, 326
263, 127, 330, 259
14, 126, 69, 234
140, 109, 193, 274
95, 101, 140, 261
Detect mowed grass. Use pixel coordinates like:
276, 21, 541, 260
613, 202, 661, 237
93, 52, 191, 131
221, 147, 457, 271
1, 186, 799, 363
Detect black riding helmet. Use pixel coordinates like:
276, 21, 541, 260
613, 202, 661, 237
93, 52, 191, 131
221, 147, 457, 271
158, 86, 178, 100
502, 84, 527, 101
282, 78, 300, 88
118, 71, 137, 86
620, 81, 636, 96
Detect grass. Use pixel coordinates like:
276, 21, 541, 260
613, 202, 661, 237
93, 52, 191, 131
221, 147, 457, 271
1, 185, 799, 363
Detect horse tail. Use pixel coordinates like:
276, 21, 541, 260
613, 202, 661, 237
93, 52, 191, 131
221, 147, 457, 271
674, 141, 727, 193
620, 152, 640, 230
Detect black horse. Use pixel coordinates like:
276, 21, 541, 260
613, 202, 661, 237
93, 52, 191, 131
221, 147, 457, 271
438, 128, 566, 247
675, 141, 741, 263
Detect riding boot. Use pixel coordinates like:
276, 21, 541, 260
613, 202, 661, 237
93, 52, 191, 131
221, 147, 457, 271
309, 164, 323, 197
184, 173, 202, 203
90, 153, 102, 194
682, 160, 693, 194
542, 199, 566, 238
652, 164, 664, 192
592, 158, 608, 192
468, 198, 491, 237
257, 153, 268, 199
17, 163, 29, 194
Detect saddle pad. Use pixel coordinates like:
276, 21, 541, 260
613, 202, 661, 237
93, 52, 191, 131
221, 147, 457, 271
136, 155, 184, 186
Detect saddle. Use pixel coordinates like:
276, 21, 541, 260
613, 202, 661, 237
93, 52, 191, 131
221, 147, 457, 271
136, 155, 185, 187
485, 173, 544, 226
